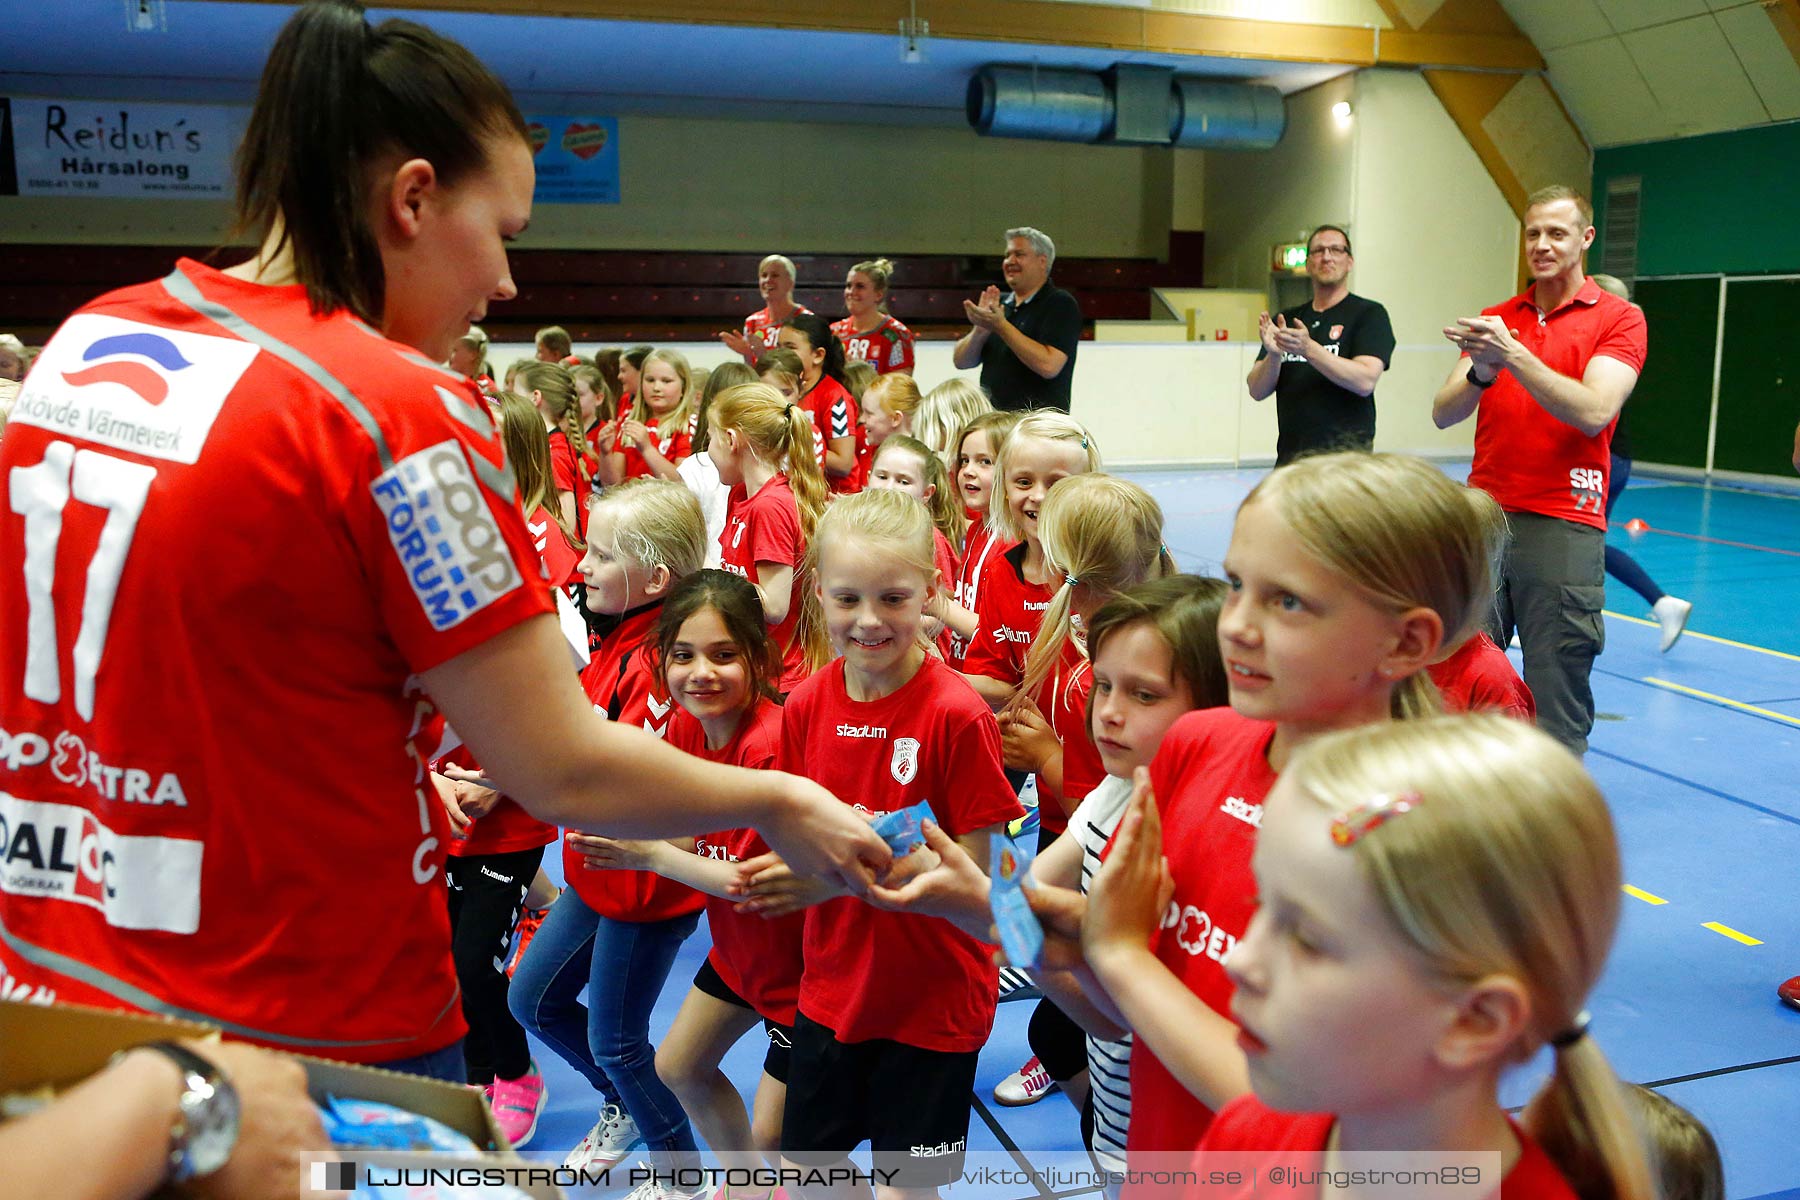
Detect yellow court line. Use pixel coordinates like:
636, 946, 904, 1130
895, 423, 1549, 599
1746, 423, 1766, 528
1605, 610, 1800, 664
1703, 922, 1763, 947
1622, 885, 1668, 906
1643, 678, 1800, 728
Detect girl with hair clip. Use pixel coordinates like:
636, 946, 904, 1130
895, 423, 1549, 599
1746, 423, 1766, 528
509, 479, 711, 1180
779, 312, 860, 494
1184, 714, 1657, 1200
868, 574, 1231, 1190
833, 257, 916, 376
933, 410, 1019, 664
575, 570, 801, 1193
723, 254, 812, 365
1042, 451, 1500, 1182
684, 361, 757, 569
992, 473, 1174, 1112
733, 489, 1024, 1200
601, 348, 696, 485
854, 373, 923, 491
515, 360, 592, 534
914, 378, 995, 467
709, 381, 831, 694
864, 434, 966, 654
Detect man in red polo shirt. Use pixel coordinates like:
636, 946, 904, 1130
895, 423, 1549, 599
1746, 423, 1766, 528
1432, 184, 1646, 755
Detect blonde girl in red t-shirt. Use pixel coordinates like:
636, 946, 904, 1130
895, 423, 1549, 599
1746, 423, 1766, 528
602, 348, 696, 485
576, 569, 798, 1190
855, 373, 923, 491
1055, 452, 1501, 1163
1193, 714, 1655, 1200
932, 410, 1018, 661
515, 360, 592, 535
913, 378, 994, 469
709, 382, 830, 692
865, 435, 967, 606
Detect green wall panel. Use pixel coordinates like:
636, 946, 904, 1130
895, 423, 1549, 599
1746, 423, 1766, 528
1626, 278, 1719, 469
1715, 278, 1800, 477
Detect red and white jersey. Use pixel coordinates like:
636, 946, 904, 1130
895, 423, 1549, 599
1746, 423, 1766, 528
799, 376, 859, 495
1195, 1097, 1576, 1199
669, 702, 802, 1026
1429, 633, 1535, 720
0, 259, 550, 1060
740, 304, 813, 363
1128, 708, 1275, 1156
831, 315, 916, 376
526, 504, 583, 591
571, 604, 702, 923
784, 657, 1021, 1051
615, 414, 693, 481
720, 474, 808, 693
948, 523, 1009, 666
962, 540, 1054, 698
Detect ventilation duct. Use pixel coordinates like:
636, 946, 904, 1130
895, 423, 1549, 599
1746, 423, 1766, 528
967, 65, 1284, 150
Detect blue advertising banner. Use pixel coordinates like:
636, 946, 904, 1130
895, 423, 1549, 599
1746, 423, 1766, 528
524, 114, 619, 205
4, 97, 246, 198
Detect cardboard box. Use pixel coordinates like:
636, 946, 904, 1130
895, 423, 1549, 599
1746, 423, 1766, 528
0, 999, 565, 1199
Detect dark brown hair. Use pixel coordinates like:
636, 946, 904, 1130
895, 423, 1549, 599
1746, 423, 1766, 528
782, 312, 848, 387
229, 0, 529, 323
1085, 575, 1231, 736
655, 569, 783, 713
693, 361, 756, 455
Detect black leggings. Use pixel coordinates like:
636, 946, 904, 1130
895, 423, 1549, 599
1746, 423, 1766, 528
446, 845, 546, 1084
1027, 825, 1089, 1083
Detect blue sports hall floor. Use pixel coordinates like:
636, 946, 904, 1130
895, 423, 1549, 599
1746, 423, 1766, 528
523, 463, 1800, 1200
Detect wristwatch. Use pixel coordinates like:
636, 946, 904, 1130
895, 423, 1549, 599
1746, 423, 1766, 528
134, 1041, 242, 1182
1466, 364, 1500, 389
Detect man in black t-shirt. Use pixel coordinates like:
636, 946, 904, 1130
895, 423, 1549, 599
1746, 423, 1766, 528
954, 226, 1083, 412
1247, 224, 1396, 465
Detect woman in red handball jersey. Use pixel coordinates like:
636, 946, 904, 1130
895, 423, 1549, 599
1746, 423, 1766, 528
722, 255, 811, 365
831, 258, 916, 377
0, 0, 887, 1100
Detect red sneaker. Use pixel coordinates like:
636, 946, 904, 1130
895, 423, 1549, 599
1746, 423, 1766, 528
506, 904, 551, 979
1779, 976, 1800, 1012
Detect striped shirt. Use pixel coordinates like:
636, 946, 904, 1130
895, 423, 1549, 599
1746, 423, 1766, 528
1071, 774, 1136, 1171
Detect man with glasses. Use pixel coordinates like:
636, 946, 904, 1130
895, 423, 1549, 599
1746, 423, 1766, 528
1246, 224, 1395, 465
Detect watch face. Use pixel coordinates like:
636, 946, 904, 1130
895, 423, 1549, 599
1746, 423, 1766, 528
180, 1076, 242, 1178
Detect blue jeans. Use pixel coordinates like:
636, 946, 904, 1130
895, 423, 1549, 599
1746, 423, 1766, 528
375, 1040, 467, 1082
507, 888, 701, 1155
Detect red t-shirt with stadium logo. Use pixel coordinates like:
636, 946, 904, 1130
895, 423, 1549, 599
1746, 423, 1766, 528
1466, 278, 1647, 529
669, 701, 802, 1026
831, 314, 916, 376
784, 657, 1022, 1051
1127, 708, 1275, 1161
0, 259, 551, 1061
720, 474, 808, 693
569, 603, 703, 923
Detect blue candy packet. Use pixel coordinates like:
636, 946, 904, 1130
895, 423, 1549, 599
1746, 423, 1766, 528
319, 1096, 480, 1153
870, 799, 937, 857
989, 832, 1044, 969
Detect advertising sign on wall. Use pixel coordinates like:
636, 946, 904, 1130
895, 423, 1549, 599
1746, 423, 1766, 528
1, 97, 247, 198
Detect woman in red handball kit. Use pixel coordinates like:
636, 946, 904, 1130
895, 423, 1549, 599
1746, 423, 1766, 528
0, 0, 888, 1090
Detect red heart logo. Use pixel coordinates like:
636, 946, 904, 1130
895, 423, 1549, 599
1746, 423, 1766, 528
562, 122, 608, 161
525, 123, 549, 156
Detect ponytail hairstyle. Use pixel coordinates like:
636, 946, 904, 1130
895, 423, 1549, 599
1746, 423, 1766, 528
228, 0, 528, 323
851, 257, 895, 313
800, 487, 938, 671
588, 477, 707, 590
627, 347, 696, 435
1085, 576, 1232, 733
570, 363, 617, 427
692, 361, 756, 456
655, 568, 783, 712
876, 435, 967, 550
1285, 715, 1656, 1200
782, 312, 848, 387
498, 393, 581, 549
1622, 1086, 1723, 1200
708, 382, 829, 549
515, 360, 595, 492
1017, 473, 1172, 711
755, 348, 805, 400
988, 409, 1102, 544
1243, 451, 1496, 721
864, 372, 923, 432
917, 378, 995, 463
842, 361, 878, 405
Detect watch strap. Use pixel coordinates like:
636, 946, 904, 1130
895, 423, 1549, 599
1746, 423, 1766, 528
132, 1041, 235, 1183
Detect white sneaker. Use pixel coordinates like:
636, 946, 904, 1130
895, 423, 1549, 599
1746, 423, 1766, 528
1653, 596, 1693, 653
562, 1104, 643, 1171
993, 1055, 1058, 1106
622, 1162, 708, 1200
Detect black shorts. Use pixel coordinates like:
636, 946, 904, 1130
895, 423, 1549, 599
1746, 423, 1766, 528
692, 957, 793, 1085
781, 1012, 978, 1188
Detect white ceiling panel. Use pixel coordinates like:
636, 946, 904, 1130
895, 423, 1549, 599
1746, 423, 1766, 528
1592, 0, 1712, 34
1623, 13, 1773, 134
1496, 0, 1615, 52
1542, 39, 1675, 145
1714, 3, 1800, 121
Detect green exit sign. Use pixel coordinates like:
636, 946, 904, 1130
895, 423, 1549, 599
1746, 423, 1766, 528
1274, 242, 1308, 272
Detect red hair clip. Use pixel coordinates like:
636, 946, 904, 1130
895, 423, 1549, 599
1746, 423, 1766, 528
1330, 791, 1422, 847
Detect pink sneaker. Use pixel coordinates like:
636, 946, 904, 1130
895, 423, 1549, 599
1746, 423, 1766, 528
489, 1060, 547, 1148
